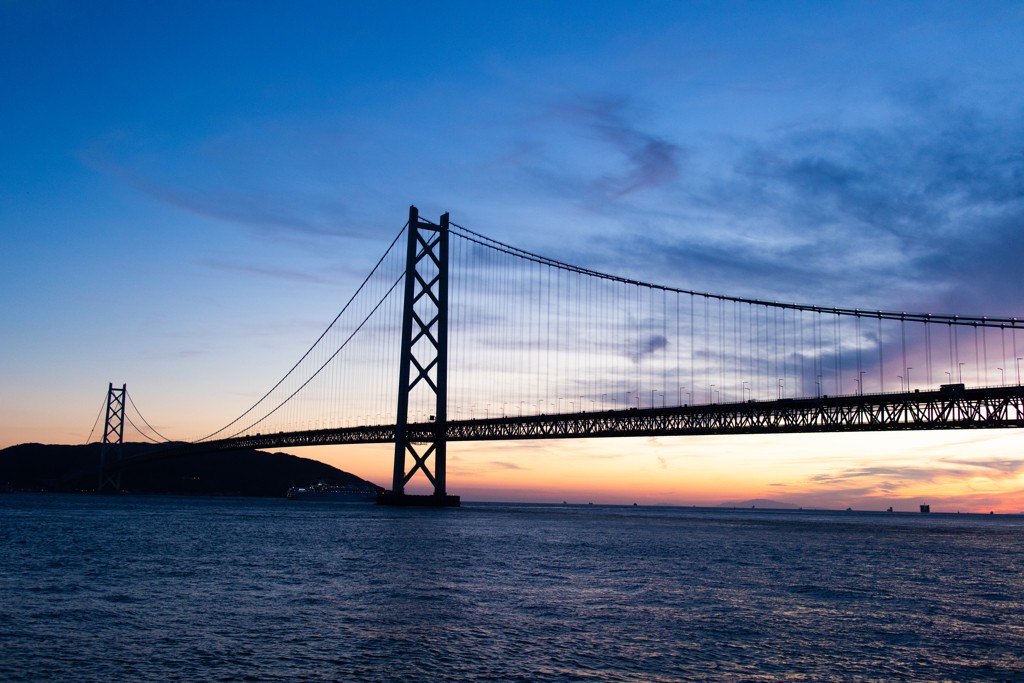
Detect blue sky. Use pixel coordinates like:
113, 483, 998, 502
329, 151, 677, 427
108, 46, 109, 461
2, 1, 1023, 507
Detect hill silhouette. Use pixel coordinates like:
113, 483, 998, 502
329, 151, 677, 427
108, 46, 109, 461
0, 442, 381, 497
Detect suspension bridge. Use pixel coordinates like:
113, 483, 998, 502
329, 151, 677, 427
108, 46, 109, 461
88, 207, 1024, 505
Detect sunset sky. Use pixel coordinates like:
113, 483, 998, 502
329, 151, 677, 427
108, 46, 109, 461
2, 1, 1023, 511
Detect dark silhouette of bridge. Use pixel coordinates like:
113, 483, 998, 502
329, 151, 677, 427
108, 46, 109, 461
89, 207, 1024, 504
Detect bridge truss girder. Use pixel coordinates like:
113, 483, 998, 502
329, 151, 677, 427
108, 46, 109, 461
125, 386, 1023, 470
442, 386, 1024, 441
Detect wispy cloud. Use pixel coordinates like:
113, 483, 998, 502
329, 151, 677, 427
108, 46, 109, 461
79, 128, 379, 241
596, 93, 1024, 315
561, 97, 683, 200
806, 457, 1024, 489
162, 349, 205, 360
521, 96, 685, 207
937, 457, 1024, 476
201, 260, 330, 284
488, 461, 528, 470
626, 333, 667, 363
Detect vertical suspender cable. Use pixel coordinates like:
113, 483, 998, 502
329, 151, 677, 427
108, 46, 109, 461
878, 315, 884, 393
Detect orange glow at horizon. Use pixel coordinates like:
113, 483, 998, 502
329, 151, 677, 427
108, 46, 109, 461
4, 409, 1021, 513
298, 429, 1024, 513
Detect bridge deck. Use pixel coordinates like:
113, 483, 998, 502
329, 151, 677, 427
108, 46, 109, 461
118, 386, 1023, 467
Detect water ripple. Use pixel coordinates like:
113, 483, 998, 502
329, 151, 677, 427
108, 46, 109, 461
1, 496, 1023, 681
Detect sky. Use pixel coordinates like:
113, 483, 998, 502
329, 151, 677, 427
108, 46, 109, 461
2, 0, 1023, 511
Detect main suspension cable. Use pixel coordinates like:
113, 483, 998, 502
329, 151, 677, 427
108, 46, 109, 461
126, 391, 172, 442
196, 223, 409, 442
448, 222, 1020, 327
124, 413, 163, 444
84, 394, 107, 444
224, 272, 405, 439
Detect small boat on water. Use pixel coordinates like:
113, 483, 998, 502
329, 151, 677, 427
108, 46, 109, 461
286, 480, 378, 502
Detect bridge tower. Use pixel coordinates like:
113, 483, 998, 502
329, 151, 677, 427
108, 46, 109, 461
378, 206, 459, 507
97, 382, 126, 493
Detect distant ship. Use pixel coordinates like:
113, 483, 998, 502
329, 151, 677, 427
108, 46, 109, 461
286, 480, 378, 502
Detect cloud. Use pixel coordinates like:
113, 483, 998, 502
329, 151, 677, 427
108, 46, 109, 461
626, 333, 667, 362
604, 96, 1024, 316
807, 465, 954, 486
201, 260, 329, 284
163, 349, 205, 360
80, 128, 379, 241
444, 458, 530, 477
488, 461, 528, 470
940, 458, 1024, 476
805, 457, 1024, 489
82, 82, 1022, 325
564, 97, 682, 199
525, 96, 685, 206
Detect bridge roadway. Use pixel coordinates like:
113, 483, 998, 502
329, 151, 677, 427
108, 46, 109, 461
121, 385, 1024, 468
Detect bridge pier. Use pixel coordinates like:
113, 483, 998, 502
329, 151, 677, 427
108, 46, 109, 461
379, 206, 459, 507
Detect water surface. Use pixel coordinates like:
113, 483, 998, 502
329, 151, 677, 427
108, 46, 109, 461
2, 495, 1022, 681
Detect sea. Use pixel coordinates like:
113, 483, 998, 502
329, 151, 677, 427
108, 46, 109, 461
1, 495, 1022, 682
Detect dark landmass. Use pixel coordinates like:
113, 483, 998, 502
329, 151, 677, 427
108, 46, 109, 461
717, 498, 804, 510
0, 442, 382, 497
